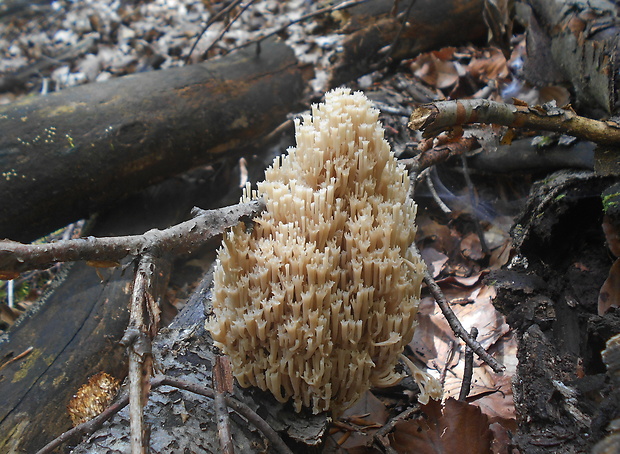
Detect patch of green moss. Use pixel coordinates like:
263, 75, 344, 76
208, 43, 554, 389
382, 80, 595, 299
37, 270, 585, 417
602, 192, 619, 214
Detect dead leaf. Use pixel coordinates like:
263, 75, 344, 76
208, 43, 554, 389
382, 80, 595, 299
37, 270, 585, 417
461, 232, 485, 261
389, 398, 493, 454
420, 247, 449, 278
410, 51, 460, 89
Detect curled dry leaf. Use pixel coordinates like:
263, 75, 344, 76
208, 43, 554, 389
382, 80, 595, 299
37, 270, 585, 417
389, 398, 493, 454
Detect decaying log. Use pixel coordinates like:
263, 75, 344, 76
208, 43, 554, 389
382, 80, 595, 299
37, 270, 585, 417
328, 0, 488, 87
68, 271, 328, 454
0, 152, 268, 453
0, 37, 305, 242
522, 0, 620, 115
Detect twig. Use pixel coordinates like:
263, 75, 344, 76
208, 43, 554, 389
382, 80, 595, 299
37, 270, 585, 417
418, 167, 452, 214
185, 0, 244, 64
213, 355, 235, 454
0, 199, 266, 275
36, 395, 130, 454
229, 0, 370, 53
372, 405, 419, 454
412, 243, 504, 373
458, 327, 478, 401
402, 136, 478, 177
409, 98, 620, 145
202, 0, 258, 58
156, 376, 294, 454
0, 346, 33, 371
36, 374, 293, 454
439, 340, 457, 386
124, 254, 156, 454
378, 0, 417, 64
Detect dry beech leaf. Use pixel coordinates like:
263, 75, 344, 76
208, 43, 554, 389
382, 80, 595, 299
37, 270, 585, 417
461, 232, 485, 261
467, 48, 510, 82
420, 247, 449, 278
410, 51, 460, 89
389, 398, 493, 454
467, 373, 516, 427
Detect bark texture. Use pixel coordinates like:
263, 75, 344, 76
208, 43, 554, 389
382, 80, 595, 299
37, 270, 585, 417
0, 154, 268, 454
523, 0, 620, 115
328, 0, 488, 87
69, 272, 328, 454
0, 38, 304, 242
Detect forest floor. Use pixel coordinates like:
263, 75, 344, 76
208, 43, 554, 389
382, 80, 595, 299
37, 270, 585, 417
1, 1, 618, 453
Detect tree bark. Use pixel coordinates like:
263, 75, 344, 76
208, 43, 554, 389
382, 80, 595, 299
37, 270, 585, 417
522, 0, 620, 116
328, 0, 488, 87
68, 273, 328, 454
0, 146, 273, 453
0, 38, 305, 243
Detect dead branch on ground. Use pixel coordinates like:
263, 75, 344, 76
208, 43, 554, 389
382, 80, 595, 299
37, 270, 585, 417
409, 99, 620, 145
0, 200, 265, 277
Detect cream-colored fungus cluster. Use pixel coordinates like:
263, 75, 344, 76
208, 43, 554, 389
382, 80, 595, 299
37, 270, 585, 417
207, 88, 425, 414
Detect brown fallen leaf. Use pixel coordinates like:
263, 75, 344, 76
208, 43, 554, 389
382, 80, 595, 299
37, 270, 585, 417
389, 398, 493, 454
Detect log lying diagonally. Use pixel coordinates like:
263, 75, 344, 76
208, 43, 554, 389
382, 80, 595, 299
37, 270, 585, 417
0, 37, 304, 242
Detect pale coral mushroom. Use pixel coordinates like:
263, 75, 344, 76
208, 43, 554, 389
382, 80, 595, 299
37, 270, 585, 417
207, 88, 426, 414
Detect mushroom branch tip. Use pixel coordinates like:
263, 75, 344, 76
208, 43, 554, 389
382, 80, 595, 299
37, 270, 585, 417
206, 88, 428, 414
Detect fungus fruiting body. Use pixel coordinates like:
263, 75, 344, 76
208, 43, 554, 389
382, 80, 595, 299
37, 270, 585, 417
207, 88, 425, 414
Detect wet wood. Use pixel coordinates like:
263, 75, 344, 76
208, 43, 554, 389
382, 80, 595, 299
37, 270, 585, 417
0, 38, 304, 242
328, 0, 488, 87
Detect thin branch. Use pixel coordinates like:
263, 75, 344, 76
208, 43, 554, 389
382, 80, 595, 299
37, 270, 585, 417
0, 346, 33, 371
372, 405, 419, 454
36, 374, 293, 454
409, 98, 620, 145
0, 199, 266, 275
377, 0, 417, 64
124, 254, 156, 454
412, 243, 505, 373
458, 327, 478, 401
202, 0, 258, 58
418, 167, 452, 214
36, 396, 130, 454
439, 340, 457, 386
185, 0, 244, 64
213, 355, 235, 454
156, 376, 294, 454
402, 136, 478, 183
229, 0, 371, 53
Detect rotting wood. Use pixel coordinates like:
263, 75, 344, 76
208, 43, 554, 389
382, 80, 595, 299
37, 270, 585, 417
0, 37, 305, 243
328, 0, 488, 87
0, 161, 265, 454
522, 0, 620, 115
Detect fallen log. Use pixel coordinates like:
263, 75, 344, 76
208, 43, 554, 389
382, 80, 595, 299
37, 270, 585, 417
68, 272, 328, 454
0, 37, 304, 242
328, 0, 488, 87
522, 0, 620, 116
0, 165, 267, 453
